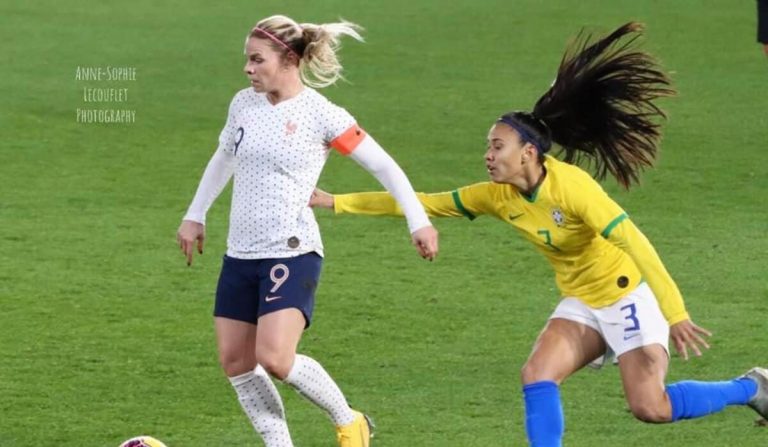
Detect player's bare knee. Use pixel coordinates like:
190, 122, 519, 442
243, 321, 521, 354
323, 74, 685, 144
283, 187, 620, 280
628, 400, 671, 423
256, 351, 294, 380
521, 362, 536, 384
521, 360, 556, 384
219, 352, 255, 377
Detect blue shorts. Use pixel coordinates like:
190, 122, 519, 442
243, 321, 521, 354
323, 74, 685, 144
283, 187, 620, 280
214, 252, 322, 327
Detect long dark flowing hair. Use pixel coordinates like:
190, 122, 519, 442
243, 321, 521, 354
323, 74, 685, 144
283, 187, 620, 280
498, 22, 676, 188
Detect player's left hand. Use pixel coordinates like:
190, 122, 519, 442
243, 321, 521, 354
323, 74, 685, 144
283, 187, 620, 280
670, 319, 712, 360
411, 225, 439, 261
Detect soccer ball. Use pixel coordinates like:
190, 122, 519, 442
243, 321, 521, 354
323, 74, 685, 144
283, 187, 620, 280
119, 436, 168, 447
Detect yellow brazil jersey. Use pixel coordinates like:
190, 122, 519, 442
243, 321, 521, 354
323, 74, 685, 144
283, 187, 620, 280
334, 155, 689, 325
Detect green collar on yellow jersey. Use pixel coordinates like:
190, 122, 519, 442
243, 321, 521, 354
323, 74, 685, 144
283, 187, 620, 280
521, 162, 548, 203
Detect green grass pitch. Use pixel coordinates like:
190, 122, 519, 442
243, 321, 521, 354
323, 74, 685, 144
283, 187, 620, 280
1, 0, 767, 445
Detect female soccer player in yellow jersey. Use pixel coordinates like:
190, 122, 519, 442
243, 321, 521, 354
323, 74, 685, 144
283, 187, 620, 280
311, 22, 768, 446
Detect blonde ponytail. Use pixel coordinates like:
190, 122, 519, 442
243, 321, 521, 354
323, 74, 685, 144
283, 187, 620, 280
250, 15, 363, 88
299, 21, 363, 88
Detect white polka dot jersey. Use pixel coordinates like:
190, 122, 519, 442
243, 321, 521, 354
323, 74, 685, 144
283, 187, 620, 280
187, 87, 363, 259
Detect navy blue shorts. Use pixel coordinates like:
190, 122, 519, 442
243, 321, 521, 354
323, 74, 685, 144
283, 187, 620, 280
760, 0, 768, 43
214, 252, 322, 327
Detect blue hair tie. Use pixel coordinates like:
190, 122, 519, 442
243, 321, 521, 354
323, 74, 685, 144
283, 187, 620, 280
497, 116, 543, 154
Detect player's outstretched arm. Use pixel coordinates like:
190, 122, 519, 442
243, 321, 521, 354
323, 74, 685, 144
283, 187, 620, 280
311, 187, 481, 219
311, 188, 440, 260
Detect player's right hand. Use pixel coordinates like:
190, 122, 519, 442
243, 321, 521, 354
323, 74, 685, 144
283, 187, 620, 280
309, 188, 335, 209
412, 225, 439, 261
177, 220, 205, 266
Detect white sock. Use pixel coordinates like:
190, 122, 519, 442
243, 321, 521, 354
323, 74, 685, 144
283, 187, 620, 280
229, 366, 293, 447
283, 354, 356, 426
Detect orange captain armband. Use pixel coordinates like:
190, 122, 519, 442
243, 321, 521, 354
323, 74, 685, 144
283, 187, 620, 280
330, 124, 367, 155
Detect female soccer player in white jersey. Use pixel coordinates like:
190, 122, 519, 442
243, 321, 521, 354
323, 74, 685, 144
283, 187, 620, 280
311, 22, 768, 446
176, 15, 438, 447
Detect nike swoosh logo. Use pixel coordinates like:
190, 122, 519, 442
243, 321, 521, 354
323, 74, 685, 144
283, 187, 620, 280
265, 295, 282, 302
509, 213, 524, 220
623, 333, 640, 341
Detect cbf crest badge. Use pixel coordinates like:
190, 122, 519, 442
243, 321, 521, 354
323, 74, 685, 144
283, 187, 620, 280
551, 208, 565, 227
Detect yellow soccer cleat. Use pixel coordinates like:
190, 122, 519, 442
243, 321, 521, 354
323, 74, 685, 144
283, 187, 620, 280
335, 410, 374, 447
